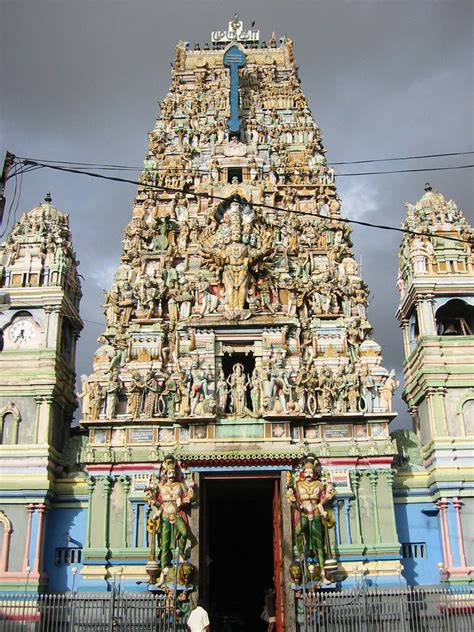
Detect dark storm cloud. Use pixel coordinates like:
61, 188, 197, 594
1, 0, 473, 428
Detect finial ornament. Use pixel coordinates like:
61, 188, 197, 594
44, 192, 52, 203
424, 182, 432, 192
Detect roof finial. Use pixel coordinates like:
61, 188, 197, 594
231, 13, 239, 31
424, 182, 432, 193
44, 192, 52, 203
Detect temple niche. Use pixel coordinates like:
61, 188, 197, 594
78, 17, 401, 627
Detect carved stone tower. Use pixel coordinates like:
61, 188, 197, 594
395, 185, 474, 585
77, 17, 402, 623
0, 195, 82, 591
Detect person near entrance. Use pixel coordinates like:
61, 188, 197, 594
187, 599, 210, 632
263, 587, 276, 632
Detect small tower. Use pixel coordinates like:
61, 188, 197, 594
395, 184, 474, 584
0, 195, 82, 591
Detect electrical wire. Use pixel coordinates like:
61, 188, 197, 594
13, 157, 474, 245
11, 149, 474, 174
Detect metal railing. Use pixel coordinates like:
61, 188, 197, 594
0, 589, 188, 632
1, 585, 472, 631
302, 586, 474, 632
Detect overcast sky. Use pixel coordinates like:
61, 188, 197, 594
1, 0, 473, 428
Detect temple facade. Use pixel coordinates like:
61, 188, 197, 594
0, 16, 472, 631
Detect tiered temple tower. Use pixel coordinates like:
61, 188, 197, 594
74, 19, 402, 622
0, 195, 82, 591
394, 185, 474, 586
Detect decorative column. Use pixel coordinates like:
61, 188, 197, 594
102, 477, 112, 552
383, 470, 398, 541
349, 470, 363, 544
32, 504, 47, 574
368, 470, 381, 543
415, 299, 425, 336
400, 319, 410, 358
343, 498, 352, 544
436, 498, 453, 569
121, 477, 131, 548
417, 294, 436, 336
131, 503, 138, 548
22, 505, 35, 572
85, 477, 96, 548
51, 306, 62, 349
36, 395, 54, 444
33, 396, 43, 444
43, 306, 53, 348
452, 497, 467, 568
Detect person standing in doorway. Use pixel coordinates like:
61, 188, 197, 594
264, 587, 276, 632
187, 599, 210, 632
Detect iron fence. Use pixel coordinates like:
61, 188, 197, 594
0, 590, 188, 632
0, 585, 472, 632
303, 586, 473, 632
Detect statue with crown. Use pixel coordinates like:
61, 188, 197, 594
286, 456, 338, 588
144, 456, 195, 612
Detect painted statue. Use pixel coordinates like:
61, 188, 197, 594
286, 459, 336, 583
145, 456, 194, 570
227, 363, 249, 416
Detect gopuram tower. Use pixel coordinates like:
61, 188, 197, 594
394, 186, 473, 586
79, 17, 402, 627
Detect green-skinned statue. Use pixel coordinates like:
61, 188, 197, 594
286, 459, 336, 584
145, 456, 194, 571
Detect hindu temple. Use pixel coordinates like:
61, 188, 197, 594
0, 16, 472, 632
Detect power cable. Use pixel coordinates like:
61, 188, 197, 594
10, 157, 474, 245
11, 149, 474, 174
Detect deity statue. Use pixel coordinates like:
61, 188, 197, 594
360, 364, 376, 413
286, 459, 336, 583
145, 457, 194, 570
227, 363, 250, 416
127, 371, 145, 418
380, 370, 399, 413
78, 374, 91, 419
105, 370, 121, 419
189, 362, 210, 416
163, 371, 180, 419
213, 369, 227, 415
143, 369, 161, 417
250, 367, 263, 414
89, 381, 103, 420
203, 200, 273, 316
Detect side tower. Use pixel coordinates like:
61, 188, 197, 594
395, 185, 474, 585
78, 17, 401, 622
0, 195, 83, 591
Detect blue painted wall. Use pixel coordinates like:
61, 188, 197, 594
395, 502, 442, 585
43, 506, 86, 592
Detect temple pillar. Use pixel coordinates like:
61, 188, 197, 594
452, 497, 467, 568
85, 477, 96, 548
22, 504, 35, 571
368, 470, 381, 543
349, 470, 363, 544
122, 477, 131, 548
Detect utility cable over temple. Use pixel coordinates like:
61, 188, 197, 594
0, 15, 472, 632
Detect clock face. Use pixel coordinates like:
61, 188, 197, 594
8, 318, 36, 345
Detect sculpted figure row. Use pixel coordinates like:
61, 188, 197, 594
80, 357, 398, 420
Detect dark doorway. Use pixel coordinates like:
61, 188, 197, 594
221, 352, 255, 412
202, 476, 275, 632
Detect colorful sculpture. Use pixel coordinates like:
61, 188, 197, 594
286, 458, 336, 584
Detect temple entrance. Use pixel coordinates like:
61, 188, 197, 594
200, 474, 281, 632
